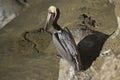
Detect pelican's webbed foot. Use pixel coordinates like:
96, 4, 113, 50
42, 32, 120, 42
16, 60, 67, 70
57, 54, 63, 58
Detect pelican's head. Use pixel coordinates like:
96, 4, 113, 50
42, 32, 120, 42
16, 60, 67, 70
44, 6, 59, 31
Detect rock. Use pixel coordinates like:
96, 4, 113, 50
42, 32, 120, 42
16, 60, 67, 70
101, 0, 120, 54
81, 0, 120, 80
0, 8, 5, 21
58, 1, 120, 80
58, 59, 79, 80
0, 0, 28, 29
92, 53, 120, 80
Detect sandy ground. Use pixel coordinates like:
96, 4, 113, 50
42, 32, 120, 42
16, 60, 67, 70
0, 0, 118, 80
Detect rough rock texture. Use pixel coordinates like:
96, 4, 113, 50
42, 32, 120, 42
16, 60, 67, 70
91, 0, 120, 79
58, 0, 119, 80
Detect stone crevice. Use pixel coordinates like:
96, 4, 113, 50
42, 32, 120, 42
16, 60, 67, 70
23, 31, 39, 53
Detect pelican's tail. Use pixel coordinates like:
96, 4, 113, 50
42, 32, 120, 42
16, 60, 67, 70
74, 55, 82, 71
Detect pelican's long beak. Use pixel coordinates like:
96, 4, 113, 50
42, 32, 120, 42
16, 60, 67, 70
44, 13, 52, 31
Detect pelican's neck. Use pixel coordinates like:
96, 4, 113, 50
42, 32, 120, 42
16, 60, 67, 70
52, 8, 62, 31
53, 21, 62, 31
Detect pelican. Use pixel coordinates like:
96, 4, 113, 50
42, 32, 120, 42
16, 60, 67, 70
44, 6, 82, 71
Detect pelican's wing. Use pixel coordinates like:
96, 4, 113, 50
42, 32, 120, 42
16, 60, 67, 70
53, 29, 81, 70
62, 28, 81, 70
63, 27, 78, 55
53, 32, 73, 61
63, 28, 82, 70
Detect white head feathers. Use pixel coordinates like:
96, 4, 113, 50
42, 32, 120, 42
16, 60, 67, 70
48, 5, 56, 13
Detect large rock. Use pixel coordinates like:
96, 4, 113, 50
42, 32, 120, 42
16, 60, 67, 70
58, 0, 120, 80
0, 0, 28, 29
80, 0, 120, 80
95, 1, 120, 79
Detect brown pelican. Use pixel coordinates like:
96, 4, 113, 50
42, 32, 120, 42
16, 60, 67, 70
44, 6, 82, 71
